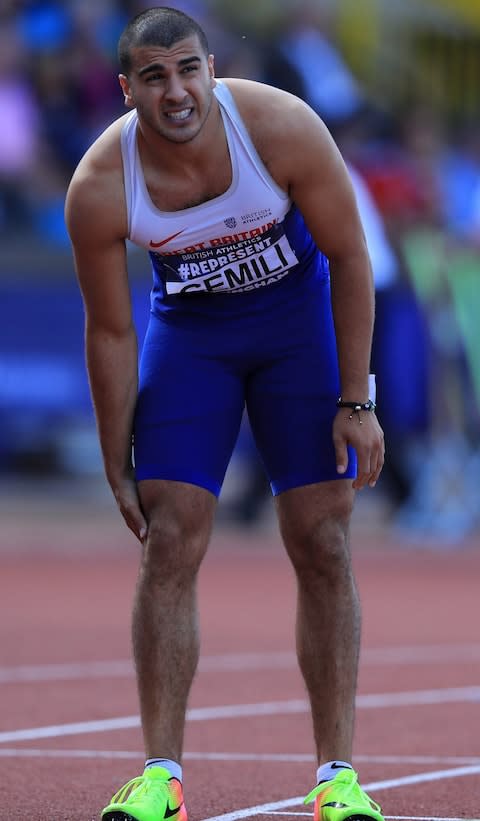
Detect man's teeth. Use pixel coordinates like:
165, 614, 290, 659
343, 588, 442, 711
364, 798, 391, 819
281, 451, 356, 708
166, 109, 192, 120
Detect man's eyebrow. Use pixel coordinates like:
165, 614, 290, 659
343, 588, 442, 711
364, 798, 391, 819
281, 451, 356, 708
138, 56, 201, 77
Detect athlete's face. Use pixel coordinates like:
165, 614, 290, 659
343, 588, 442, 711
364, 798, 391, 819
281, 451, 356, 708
119, 35, 215, 144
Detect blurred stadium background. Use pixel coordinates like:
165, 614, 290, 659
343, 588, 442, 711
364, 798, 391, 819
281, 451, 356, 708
1, 0, 480, 543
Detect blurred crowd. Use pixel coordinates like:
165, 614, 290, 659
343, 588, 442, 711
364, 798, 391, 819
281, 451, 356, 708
1, 0, 480, 541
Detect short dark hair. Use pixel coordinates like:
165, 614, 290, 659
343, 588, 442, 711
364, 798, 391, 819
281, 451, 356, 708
118, 6, 210, 75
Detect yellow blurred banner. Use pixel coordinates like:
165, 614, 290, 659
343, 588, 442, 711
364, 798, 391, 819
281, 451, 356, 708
433, 0, 480, 27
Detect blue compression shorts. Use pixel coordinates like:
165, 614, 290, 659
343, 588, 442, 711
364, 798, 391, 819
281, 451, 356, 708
133, 279, 357, 496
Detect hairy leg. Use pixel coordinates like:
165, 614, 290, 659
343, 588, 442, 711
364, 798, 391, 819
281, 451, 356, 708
134, 479, 217, 762
275, 480, 359, 764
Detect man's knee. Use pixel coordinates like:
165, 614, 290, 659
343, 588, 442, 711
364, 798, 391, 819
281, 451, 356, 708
138, 481, 215, 579
288, 516, 352, 577
145, 512, 209, 576
277, 483, 355, 579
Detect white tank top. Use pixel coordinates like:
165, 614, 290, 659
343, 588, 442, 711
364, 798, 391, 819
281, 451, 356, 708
121, 80, 328, 309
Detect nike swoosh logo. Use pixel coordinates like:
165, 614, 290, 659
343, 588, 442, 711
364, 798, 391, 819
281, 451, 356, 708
323, 801, 347, 808
164, 803, 183, 818
149, 229, 185, 249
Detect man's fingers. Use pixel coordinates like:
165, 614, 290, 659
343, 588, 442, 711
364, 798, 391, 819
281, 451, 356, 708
117, 494, 148, 543
333, 418, 352, 476
352, 458, 372, 489
124, 510, 148, 543
356, 439, 384, 489
368, 447, 385, 488
334, 438, 349, 476
333, 410, 385, 490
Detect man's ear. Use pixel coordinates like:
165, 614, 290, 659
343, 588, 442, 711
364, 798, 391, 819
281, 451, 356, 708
208, 54, 216, 87
119, 74, 134, 108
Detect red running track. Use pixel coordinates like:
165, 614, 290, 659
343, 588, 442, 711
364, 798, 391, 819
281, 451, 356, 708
1, 499, 480, 820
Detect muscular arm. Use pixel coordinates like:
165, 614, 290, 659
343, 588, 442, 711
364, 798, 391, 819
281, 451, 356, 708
276, 99, 374, 401
65, 147, 147, 539
286, 101, 384, 486
229, 81, 384, 487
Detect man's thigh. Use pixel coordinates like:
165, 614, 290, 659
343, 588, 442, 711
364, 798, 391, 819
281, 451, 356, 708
134, 316, 245, 496
246, 285, 357, 494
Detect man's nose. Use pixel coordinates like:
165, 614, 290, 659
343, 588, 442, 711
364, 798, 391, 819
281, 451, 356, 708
164, 74, 186, 102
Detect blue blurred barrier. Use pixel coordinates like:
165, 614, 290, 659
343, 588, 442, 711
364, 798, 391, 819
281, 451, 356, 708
0, 280, 150, 474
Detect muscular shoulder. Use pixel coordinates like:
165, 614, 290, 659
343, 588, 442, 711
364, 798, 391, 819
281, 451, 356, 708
221, 77, 302, 120
220, 78, 336, 190
221, 78, 361, 261
65, 114, 130, 243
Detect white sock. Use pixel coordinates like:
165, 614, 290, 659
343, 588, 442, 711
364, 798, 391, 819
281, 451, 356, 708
144, 758, 183, 782
316, 760, 353, 783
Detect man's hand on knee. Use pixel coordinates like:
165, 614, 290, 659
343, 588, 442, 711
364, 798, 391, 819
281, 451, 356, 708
333, 410, 385, 490
111, 472, 148, 543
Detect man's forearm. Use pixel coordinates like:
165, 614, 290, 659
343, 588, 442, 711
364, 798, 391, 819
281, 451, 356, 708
329, 251, 375, 401
85, 323, 139, 486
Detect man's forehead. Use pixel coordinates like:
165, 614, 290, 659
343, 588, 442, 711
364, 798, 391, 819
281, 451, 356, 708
130, 35, 206, 70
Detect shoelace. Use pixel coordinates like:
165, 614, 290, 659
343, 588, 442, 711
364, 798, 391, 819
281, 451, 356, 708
111, 774, 172, 808
304, 770, 381, 812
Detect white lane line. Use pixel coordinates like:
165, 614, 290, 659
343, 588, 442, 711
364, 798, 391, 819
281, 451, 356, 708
0, 750, 480, 767
2, 686, 480, 744
200, 654, 294, 672
0, 703, 307, 744
363, 644, 480, 665
386, 818, 480, 821
0, 748, 143, 759
268, 816, 480, 821
0, 716, 140, 743
2, 644, 480, 683
199, 765, 480, 821
366, 765, 480, 790
1, 751, 480, 820
355, 754, 480, 766
356, 686, 480, 708
0, 660, 134, 682
385, 817, 480, 821
188, 701, 308, 721
0, 655, 294, 683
